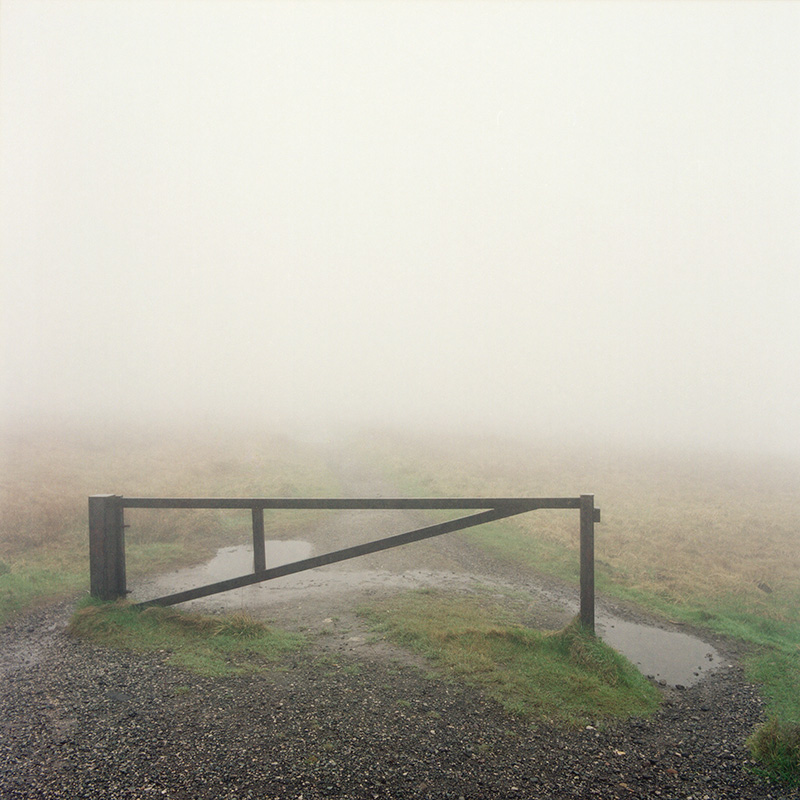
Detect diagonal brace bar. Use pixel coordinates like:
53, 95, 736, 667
138, 506, 526, 608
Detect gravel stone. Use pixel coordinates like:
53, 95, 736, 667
1, 599, 797, 799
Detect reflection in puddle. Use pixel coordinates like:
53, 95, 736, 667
133, 543, 721, 688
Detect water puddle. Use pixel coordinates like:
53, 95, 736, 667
596, 613, 720, 687
190, 540, 314, 576
133, 543, 721, 688
132, 541, 313, 605
131, 543, 475, 609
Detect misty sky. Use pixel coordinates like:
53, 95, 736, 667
2, 1, 799, 455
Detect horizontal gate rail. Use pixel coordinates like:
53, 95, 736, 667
89, 495, 600, 630
121, 497, 582, 510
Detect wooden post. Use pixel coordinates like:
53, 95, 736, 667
252, 507, 266, 573
579, 494, 596, 633
89, 494, 126, 601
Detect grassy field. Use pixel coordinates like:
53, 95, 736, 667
351, 432, 797, 613
0, 420, 339, 623
2, 422, 798, 781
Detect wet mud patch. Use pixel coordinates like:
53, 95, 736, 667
131, 543, 722, 687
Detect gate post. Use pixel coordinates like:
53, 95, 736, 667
252, 507, 266, 572
579, 494, 596, 632
89, 494, 126, 600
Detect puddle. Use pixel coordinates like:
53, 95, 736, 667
131, 543, 476, 610
188, 541, 314, 576
132, 543, 721, 688
132, 542, 313, 606
596, 613, 720, 687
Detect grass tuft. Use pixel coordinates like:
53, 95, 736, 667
360, 589, 660, 726
748, 717, 800, 786
68, 599, 304, 677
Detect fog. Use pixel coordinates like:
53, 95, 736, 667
2, 1, 799, 456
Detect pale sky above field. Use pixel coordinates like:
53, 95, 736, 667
1, 1, 799, 455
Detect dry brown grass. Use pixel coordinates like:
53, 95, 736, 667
3, 420, 799, 626
352, 430, 800, 619
0, 420, 338, 578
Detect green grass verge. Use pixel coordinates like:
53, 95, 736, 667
359, 588, 660, 727
465, 520, 580, 583
0, 563, 86, 624
68, 599, 304, 677
0, 539, 227, 628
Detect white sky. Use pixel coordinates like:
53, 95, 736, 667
2, 1, 799, 454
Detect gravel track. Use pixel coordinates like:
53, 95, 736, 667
1, 597, 796, 800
